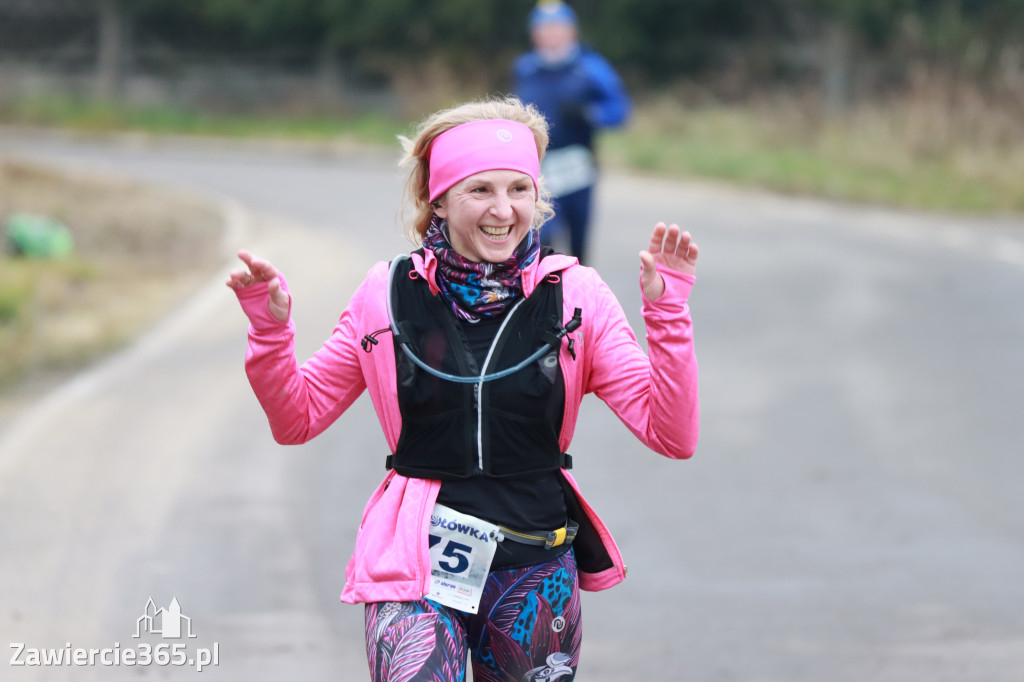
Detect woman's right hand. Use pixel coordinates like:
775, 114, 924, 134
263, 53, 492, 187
226, 249, 290, 323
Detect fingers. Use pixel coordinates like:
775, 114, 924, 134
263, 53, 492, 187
268, 277, 289, 306
267, 277, 290, 322
225, 270, 246, 289
225, 266, 257, 290
639, 249, 655, 270
647, 222, 668, 255
225, 268, 259, 289
639, 250, 657, 283
644, 222, 699, 278
639, 249, 666, 301
241, 250, 278, 282
226, 249, 278, 289
653, 223, 700, 259
639, 248, 657, 283
251, 260, 278, 282
649, 223, 691, 255
685, 241, 700, 265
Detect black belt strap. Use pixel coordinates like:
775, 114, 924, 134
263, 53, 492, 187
385, 453, 573, 471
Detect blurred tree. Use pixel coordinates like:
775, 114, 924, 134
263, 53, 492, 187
57, 0, 1024, 104
94, 0, 125, 100
576, 0, 781, 84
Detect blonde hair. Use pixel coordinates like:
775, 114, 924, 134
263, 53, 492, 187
399, 96, 554, 243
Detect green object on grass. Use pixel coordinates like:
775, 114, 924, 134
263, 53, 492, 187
5, 213, 74, 258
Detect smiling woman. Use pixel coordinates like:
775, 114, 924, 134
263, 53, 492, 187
227, 95, 700, 681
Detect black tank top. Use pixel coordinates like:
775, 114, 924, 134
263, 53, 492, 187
435, 311, 569, 569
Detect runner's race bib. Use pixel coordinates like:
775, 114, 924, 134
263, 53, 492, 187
541, 145, 597, 198
428, 504, 500, 613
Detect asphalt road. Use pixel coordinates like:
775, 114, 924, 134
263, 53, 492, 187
1, 132, 1023, 681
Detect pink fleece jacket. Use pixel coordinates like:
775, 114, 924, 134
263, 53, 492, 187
235, 249, 698, 604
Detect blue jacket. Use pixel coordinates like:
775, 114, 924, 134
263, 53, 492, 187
513, 45, 630, 151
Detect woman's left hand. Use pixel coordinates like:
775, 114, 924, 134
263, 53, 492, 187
640, 222, 699, 301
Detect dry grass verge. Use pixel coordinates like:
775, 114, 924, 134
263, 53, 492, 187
603, 87, 1024, 214
0, 158, 225, 389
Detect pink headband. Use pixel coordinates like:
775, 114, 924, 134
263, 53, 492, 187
428, 119, 540, 202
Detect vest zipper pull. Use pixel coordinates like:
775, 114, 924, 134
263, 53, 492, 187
361, 327, 392, 353
564, 308, 582, 360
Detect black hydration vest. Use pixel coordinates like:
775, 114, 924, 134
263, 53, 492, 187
381, 253, 573, 480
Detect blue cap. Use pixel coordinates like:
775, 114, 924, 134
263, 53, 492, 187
529, 1, 577, 29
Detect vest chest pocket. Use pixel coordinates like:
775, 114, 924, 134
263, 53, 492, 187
515, 348, 560, 397
396, 325, 468, 413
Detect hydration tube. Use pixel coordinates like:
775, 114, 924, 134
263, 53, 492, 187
386, 255, 580, 384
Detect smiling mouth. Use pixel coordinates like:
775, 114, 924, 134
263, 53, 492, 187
480, 225, 513, 241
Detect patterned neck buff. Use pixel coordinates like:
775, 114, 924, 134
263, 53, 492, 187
422, 215, 541, 321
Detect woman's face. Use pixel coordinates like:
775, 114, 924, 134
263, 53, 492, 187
434, 169, 536, 263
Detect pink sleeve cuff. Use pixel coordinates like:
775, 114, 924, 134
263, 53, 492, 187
234, 274, 292, 332
640, 264, 695, 310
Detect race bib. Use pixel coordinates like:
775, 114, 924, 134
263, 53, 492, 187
541, 145, 597, 198
427, 504, 500, 613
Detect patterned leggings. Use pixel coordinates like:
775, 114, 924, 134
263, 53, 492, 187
364, 550, 581, 682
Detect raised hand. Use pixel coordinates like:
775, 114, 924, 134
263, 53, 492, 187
225, 249, 290, 322
639, 222, 699, 301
